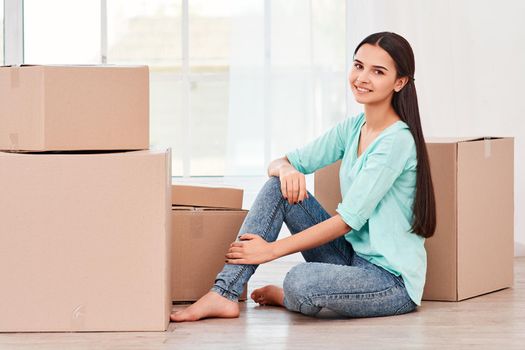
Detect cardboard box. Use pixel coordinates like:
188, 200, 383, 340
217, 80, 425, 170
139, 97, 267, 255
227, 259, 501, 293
0, 149, 171, 332
172, 183, 244, 209
171, 207, 249, 302
314, 137, 514, 302
423, 137, 514, 301
171, 184, 248, 302
0, 65, 149, 151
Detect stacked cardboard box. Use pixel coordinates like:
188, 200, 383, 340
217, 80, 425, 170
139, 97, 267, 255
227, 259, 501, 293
171, 184, 249, 302
0, 65, 172, 332
313, 137, 514, 301
0, 65, 149, 151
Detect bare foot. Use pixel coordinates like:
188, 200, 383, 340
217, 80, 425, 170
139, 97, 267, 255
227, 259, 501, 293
170, 291, 240, 322
250, 285, 285, 307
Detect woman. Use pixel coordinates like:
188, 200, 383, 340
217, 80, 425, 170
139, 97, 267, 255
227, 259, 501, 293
171, 31, 436, 322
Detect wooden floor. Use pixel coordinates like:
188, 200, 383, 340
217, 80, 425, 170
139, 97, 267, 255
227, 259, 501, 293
1, 257, 524, 349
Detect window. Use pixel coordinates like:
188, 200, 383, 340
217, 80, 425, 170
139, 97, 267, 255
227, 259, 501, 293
107, 0, 253, 176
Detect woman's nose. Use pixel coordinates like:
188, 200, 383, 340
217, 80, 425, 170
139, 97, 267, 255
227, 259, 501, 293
356, 71, 370, 83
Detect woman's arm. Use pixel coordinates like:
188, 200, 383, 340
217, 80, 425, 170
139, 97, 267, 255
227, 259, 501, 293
271, 214, 351, 258
226, 214, 351, 265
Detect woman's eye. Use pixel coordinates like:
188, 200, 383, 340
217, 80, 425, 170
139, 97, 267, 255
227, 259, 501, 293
353, 64, 383, 75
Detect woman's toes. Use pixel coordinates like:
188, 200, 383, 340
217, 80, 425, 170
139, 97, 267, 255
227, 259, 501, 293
170, 312, 184, 322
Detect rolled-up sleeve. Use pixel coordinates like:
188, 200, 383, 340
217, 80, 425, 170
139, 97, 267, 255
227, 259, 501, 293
286, 117, 353, 174
336, 131, 413, 231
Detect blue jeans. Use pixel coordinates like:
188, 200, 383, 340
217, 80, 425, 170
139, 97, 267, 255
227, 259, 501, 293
211, 177, 417, 317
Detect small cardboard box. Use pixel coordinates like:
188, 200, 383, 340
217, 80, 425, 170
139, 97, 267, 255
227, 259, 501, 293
171, 207, 249, 302
172, 183, 243, 209
0, 149, 171, 332
171, 183, 248, 302
314, 137, 514, 302
0, 65, 149, 151
423, 137, 514, 301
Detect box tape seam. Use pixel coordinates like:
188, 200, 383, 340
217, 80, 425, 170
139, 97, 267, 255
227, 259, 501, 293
71, 304, 86, 330
9, 133, 19, 150
190, 212, 204, 238
10, 65, 20, 88
484, 137, 491, 158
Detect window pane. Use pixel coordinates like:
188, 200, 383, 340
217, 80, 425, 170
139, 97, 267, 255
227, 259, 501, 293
107, 0, 182, 70
189, 0, 259, 73
0, 0, 3, 64
24, 0, 100, 63
190, 79, 229, 176
149, 73, 184, 176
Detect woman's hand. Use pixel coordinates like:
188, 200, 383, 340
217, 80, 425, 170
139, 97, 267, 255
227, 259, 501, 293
225, 234, 278, 265
278, 165, 309, 205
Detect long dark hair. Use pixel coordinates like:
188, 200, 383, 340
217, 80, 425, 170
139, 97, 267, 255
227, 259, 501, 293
354, 32, 436, 238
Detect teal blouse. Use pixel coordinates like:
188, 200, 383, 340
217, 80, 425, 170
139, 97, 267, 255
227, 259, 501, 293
286, 112, 426, 305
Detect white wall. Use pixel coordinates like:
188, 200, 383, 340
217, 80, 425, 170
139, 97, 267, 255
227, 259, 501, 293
346, 0, 525, 256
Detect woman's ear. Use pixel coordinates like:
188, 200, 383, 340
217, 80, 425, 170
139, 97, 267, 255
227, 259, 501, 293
394, 77, 409, 92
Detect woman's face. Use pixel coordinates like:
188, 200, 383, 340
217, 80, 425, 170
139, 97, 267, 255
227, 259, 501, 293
349, 43, 407, 105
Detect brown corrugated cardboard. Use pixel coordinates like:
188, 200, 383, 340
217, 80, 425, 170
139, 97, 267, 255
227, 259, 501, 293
0, 65, 149, 151
172, 207, 249, 302
172, 183, 244, 209
314, 137, 514, 302
314, 160, 342, 217
0, 149, 171, 332
424, 137, 514, 301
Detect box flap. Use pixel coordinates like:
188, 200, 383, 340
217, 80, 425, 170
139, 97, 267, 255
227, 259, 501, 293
171, 183, 243, 209
426, 136, 510, 144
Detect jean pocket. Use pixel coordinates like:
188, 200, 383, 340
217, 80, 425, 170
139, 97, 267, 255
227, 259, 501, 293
392, 274, 405, 287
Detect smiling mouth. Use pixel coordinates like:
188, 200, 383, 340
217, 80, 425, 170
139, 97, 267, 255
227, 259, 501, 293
355, 85, 372, 93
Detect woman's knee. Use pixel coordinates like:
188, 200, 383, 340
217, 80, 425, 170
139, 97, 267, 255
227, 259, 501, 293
261, 176, 284, 197
284, 262, 328, 290
283, 263, 321, 315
